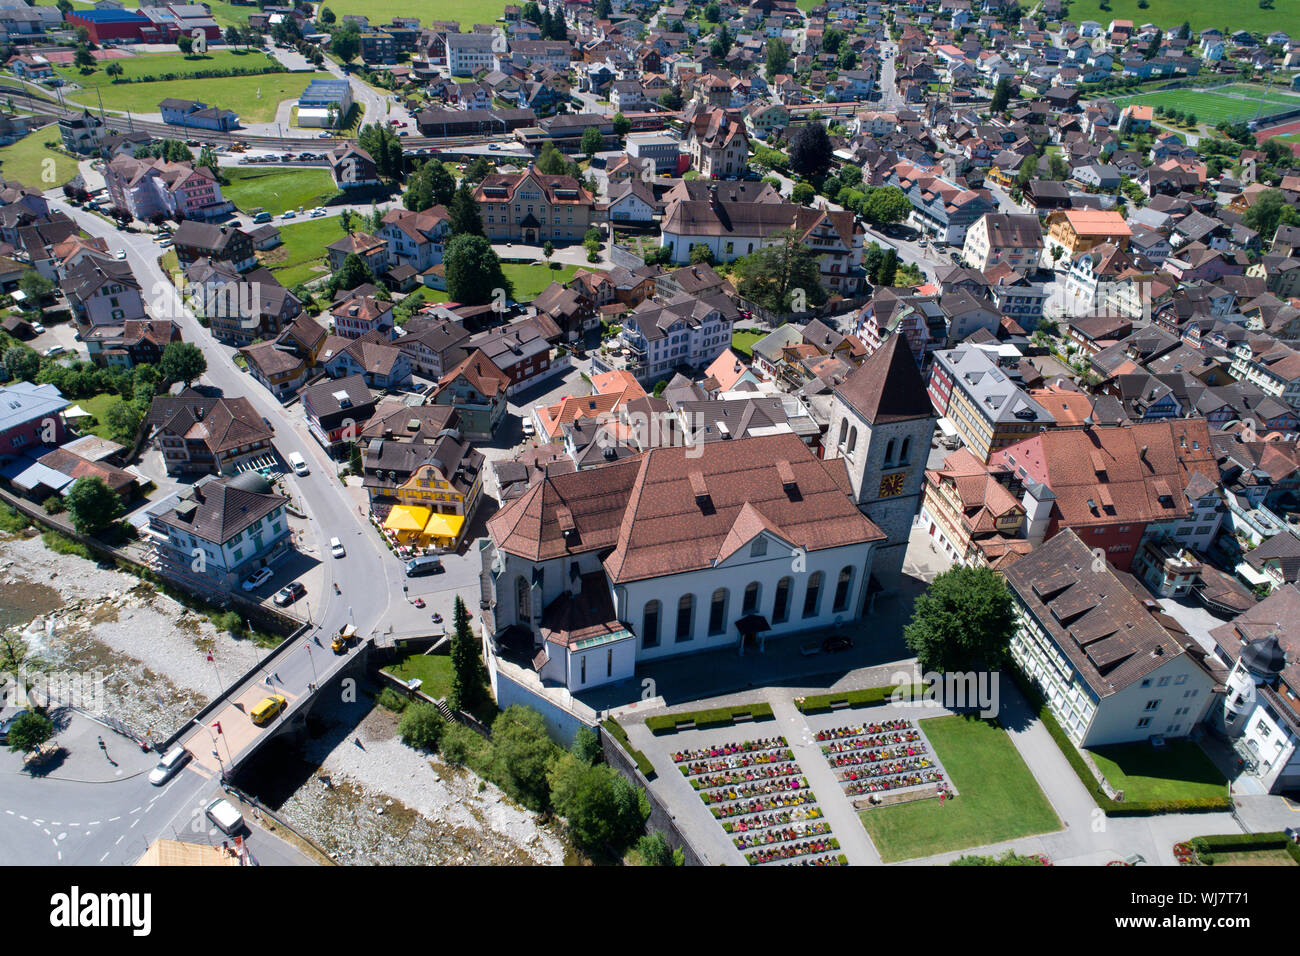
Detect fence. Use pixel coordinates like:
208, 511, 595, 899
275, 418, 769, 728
608, 243, 647, 271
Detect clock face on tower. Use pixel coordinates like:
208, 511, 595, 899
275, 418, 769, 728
878, 471, 906, 498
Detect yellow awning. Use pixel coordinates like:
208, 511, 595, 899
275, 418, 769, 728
384, 505, 431, 533
423, 512, 465, 539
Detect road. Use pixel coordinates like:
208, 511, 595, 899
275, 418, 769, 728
50, 195, 399, 774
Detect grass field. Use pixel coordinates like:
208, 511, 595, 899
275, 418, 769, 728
731, 329, 765, 357
857, 716, 1061, 863
0, 133, 79, 189
383, 652, 453, 701
320, 0, 509, 26
223, 168, 338, 216
1105, 86, 1300, 126
501, 262, 589, 301
1087, 740, 1228, 803
1055, 0, 1291, 33
54, 50, 279, 89
259, 216, 344, 287
75, 393, 126, 442
68, 72, 319, 124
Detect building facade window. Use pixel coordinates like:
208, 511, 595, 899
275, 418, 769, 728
642, 600, 660, 649
803, 571, 824, 618
676, 594, 695, 642
708, 588, 728, 636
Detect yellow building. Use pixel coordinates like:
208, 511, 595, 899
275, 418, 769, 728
371, 439, 484, 551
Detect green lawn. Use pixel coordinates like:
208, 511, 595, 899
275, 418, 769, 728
1056, 0, 1290, 32
1087, 741, 1229, 803
0, 133, 79, 190
1105, 87, 1300, 126
731, 329, 765, 358
54, 50, 279, 90
384, 652, 453, 701
68, 72, 319, 125
223, 167, 338, 217
858, 716, 1061, 863
321, 0, 508, 25
75, 392, 126, 441
259, 216, 345, 288
501, 262, 594, 301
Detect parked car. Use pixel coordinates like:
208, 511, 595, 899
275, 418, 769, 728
821, 634, 854, 653
273, 582, 306, 606
405, 555, 444, 577
204, 797, 244, 835
521, 419, 535, 436
148, 745, 191, 786
114, 250, 127, 260
252, 211, 272, 224
42, 345, 65, 357
309, 207, 326, 218
30, 323, 44, 335
281, 209, 296, 220
250, 694, 287, 726
241, 567, 274, 591
330, 537, 345, 558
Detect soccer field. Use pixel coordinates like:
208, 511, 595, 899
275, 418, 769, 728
1107, 87, 1300, 126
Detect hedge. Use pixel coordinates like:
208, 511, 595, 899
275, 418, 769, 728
1190, 832, 1300, 865
795, 683, 923, 714
601, 718, 656, 780
1011, 670, 1234, 817
645, 702, 775, 735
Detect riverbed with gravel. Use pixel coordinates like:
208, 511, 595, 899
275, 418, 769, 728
0, 530, 570, 865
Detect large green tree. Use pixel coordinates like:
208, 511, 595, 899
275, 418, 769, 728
488, 706, 559, 811
449, 595, 487, 712
732, 229, 827, 312
547, 752, 648, 851
405, 159, 456, 212
332, 25, 360, 67
903, 566, 1016, 673
3, 346, 39, 381
1244, 188, 1300, 241
160, 341, 206, 388
448, 182, 485, 237
443, 234, 510, 305
765, 37, 790, 81
6, 711, 53, 753
788, 122, 833, 178
63, 476, 123, 536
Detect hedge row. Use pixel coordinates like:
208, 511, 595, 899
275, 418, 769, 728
795, 683, 922, 714
645, 702, 775, 735
1192, 833, 1300, 865
1011, 671, 1234, 817
601, 718, 656, 780
110, 66, 288, 84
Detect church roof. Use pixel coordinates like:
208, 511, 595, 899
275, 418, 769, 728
833, 335, 933, 424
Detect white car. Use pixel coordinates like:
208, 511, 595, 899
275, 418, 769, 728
148, 745, 191, 786
330, 537, 345, 558
281, 209, 296, 220
310, 207, 327, 218
114, 250, 127, 260
241, 567, 274, 591
521, 419, 535, 437
43, 345, 65, 357
30, 323, 45, 335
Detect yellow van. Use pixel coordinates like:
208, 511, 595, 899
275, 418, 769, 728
250, 694, 287, 726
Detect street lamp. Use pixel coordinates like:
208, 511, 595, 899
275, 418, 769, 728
304, 640, 319, 690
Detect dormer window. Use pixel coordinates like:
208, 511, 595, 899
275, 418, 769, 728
750, 538, 767, 558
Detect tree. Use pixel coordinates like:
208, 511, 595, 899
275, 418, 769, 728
398, 702, 445, 751
903, 565, 1016, 673
319, 5, 335, 24
581, 125, 603, 158
330, 252, 376, 295
572, 726, 602, 765
658, 87, 683, 111
689, 243, 715, 265
448, 182, 484, 237
6, 711, 53, 753
444, 234, 510, 305
73, 44, 95, 70
489, 706, 559, 811
861, 186, 912, 226
103, 398, 143, 445
535, 140, 569, 176
465, 156, 492, 182
822, 27, 844, 55
765, 37, 790, 82
876, 247, 898, 286
612, 112, 631, 138
838, 46, 857, 70
1243, 188, 1295, 240
732, 229, 826, 312
177, 34, 195, 55
547, 752, 648, 851
595, 0, 612, 17
105, 62, 123, 79
449, 596, 486, 711
160, 341, 206, 387
357, 122, 403, 180
405, 159, 456, 211
332, 25, 360, 67
635, 832, 683, 866
3, 346, 38, 381
704, 1, 720, 21
710, 23, 732, 60
542, 240, 555, 264
791, 181, 816, 205
1047, 153, 1070, 181
990, 77, 1012, 114
17, 269, 52, 306
788, 122, 833, 178
63, 476, 123, 536
197, 145, 222, 183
